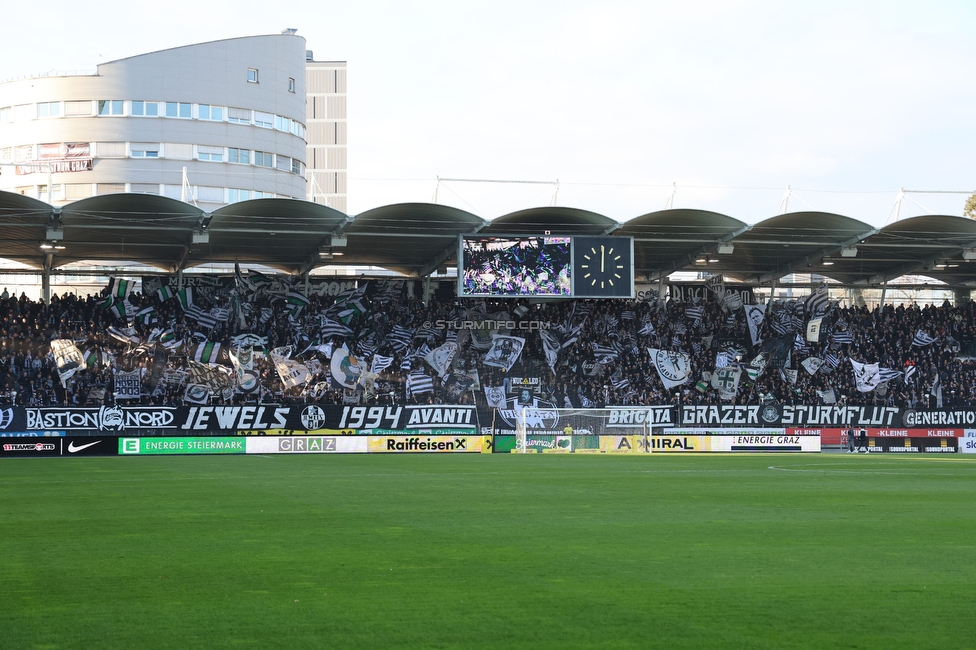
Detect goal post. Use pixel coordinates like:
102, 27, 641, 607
514, 407, 652, 454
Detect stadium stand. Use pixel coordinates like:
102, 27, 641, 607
0, 276, 972, 410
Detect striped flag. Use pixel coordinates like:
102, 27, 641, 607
285, 290, 311, 316
370, 354, 394, 374
832, 330, 854, 344
406, 371, 434, 397
912, 330, 937, 347
177, 287, 193, 311
108, 277, 133, 300
106, 327, 140, 345
185, 306, 218, 330
193, 342, 222, 363
134, 306, 157, 325
685, 305, 704, 321
156, 286, 174, 302
319, 317, 353, 338
803, 283, 829, 316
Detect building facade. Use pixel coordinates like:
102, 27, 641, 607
0, 34, 345, 212
305, 56, 347, 212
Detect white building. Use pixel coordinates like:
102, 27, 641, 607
305, 56, 347, 212
0, 33, 346, 212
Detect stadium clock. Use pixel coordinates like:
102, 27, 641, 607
572, 236, 634, 298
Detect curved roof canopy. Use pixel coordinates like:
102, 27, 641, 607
2, 190, 976, 287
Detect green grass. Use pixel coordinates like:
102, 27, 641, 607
1, 453, 976, 649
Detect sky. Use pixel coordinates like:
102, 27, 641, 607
2, 0, 974, 226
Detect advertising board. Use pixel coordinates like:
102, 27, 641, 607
367, 435, 485, 453
245, 436, 367, 454
118, 437, 245, 455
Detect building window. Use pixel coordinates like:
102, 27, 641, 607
228, 148, 250, 164
198, 105, 223, 121
254, 151, 273, 167
228, 188, 251, 203
247, 68, 259, 83
165, 102, 191, 118
254, 111, 273, 128
197, 186, 224, 203
131, 101, 159, 117
130, 183, 160, 195
227, 107, 251, 124
64, 101, 93, 117
288, 77, 295, 93
96, 183, 126, 195
0, 106, 10, 122
97, 100, 124, 116
197, 145, 224, 162
130, 143, 160, 158
276, 156, 291, 172
291, 158, 304, 175
65, 184, 93, 200
95, 142, 126, 158
36, 102, 61, 118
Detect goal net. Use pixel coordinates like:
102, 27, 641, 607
514, 408, 652, 454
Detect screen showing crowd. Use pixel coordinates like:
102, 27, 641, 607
460, 236, 572, 297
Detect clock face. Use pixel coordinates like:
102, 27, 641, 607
580, 244, 625, 290
572, 236, 633, 297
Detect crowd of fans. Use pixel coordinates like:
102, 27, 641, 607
1, 278, 974, 410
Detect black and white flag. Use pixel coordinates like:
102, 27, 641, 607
406, 371, 434, 397
484, 335, 526, 372
647, 348, 692, 389
184, 383, 211, 405
912, 330, 937, 347
113, 369, 142, 399
51, 339, 85, 384
850, 359, 881, 392
484, 386, 507, 408
425, 342, 458, 378
370, 354, 394, 374
744, 304, 766, 346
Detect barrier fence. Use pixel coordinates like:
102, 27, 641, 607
2, 404, 975, 455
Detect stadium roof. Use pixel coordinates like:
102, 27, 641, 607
2, 190, 976, 287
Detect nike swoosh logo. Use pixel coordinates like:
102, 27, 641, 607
68, 440, 101, 453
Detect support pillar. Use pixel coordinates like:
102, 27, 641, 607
42, 254, 53, 306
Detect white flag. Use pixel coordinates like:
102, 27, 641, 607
711, 366, 741, 400
806, 317, 823, 343
744, 304, 766, 346
801, 357, 823, 375
425, 342, 458, 378
51, 339, 85, 384
484, 386, 507, 408
330, 347, 363, 389
850, 359, 881, 392
113, 369, 142, 399
273, 352, 311, 389
647, 348, 691, 390
484, 336, 525, 372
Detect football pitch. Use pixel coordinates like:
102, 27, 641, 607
2, 453, 975, 649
